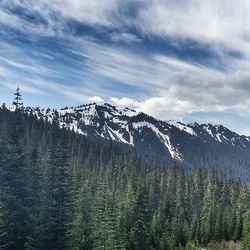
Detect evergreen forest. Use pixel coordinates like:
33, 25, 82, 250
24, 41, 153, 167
0, 104, 250, 249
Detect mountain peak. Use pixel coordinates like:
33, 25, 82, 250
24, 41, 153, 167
20, 103, 250, 149
7, 102, 250, 176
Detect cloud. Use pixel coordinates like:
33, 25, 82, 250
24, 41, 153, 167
110, 32, 141, 43
136, 0, 250, 54
0, 55, 57, 76
2, 0, 250, 55
1, 81, 46, 95
110, 96, 193, 120
1, 0, 250, 134
0, 0, 125, 38
89, 96, 104, 103
110, 97, 139, 107
1, 32, 250, 119
50, 0, 120, 26
137, 96, 194, 120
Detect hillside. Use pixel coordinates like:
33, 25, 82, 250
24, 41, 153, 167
0, 108, 250, 249
20, 102, 250, 181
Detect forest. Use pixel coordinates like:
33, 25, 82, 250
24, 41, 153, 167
0, 106, 250, 250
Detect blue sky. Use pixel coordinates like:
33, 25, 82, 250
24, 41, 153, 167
1, 1, 250, 135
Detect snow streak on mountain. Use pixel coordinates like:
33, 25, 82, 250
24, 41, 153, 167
21, 103, 250, 180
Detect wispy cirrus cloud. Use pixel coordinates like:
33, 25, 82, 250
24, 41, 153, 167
110, 32, 141, 43
1, 0, 250, 134
137, 1, 250, 51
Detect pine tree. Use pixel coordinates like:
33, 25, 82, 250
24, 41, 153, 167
71, 180, 93, 250
13, 87, 23, 110
0, 106, 250, 249
243, 211, 250, 250
201, 170, 217, 243
40, 128, 74, 250
91, 178, 125, 249
0, 108, 30, 249
26, 141, 44, 248
189, 169, 204, 241
128, 181, 151, 250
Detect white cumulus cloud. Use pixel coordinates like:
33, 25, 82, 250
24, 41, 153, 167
89, 96, 104, 103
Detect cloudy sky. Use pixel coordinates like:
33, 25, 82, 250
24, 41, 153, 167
1, 0, 250, 134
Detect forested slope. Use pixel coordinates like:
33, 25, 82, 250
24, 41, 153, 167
22, 103, 250, 182
0, 108, 250, 249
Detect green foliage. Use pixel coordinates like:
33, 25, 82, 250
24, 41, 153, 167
243, 211, 250, 250
0, 110, 31, 249
206, 241, 242, 250
0, 108, 249, 249
184, 240, 200, 250
39, 128, 74, 250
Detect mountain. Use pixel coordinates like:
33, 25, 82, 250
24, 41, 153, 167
1, 107, 249, 249
22, 103, 250, 180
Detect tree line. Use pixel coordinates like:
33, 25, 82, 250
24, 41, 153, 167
0, 104, 250, 249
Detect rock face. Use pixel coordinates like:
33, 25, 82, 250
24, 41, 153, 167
24, 103, 250, 181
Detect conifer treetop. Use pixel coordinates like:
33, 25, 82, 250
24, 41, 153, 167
13, 86, 23, 110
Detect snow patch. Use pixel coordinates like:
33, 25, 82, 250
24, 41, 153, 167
106, 125, 133, 145
169, 120, 197, 136
132, 122, 183, 160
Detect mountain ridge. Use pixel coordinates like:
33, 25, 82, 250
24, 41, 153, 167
11, 102, 250, 180
21, 102, 250, 147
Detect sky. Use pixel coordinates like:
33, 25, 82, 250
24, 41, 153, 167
1, 0, 250, 135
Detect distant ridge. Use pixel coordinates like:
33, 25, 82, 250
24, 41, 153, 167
11, 102, 250, 181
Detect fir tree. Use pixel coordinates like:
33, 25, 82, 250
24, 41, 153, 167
0, 107, 249, 249
0, 108, 30, 249
242, 211, 250, 249
13, 87, 23, 110
40, 128, 74, 250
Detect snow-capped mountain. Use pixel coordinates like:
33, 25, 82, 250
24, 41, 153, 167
24, 103, 250, 180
